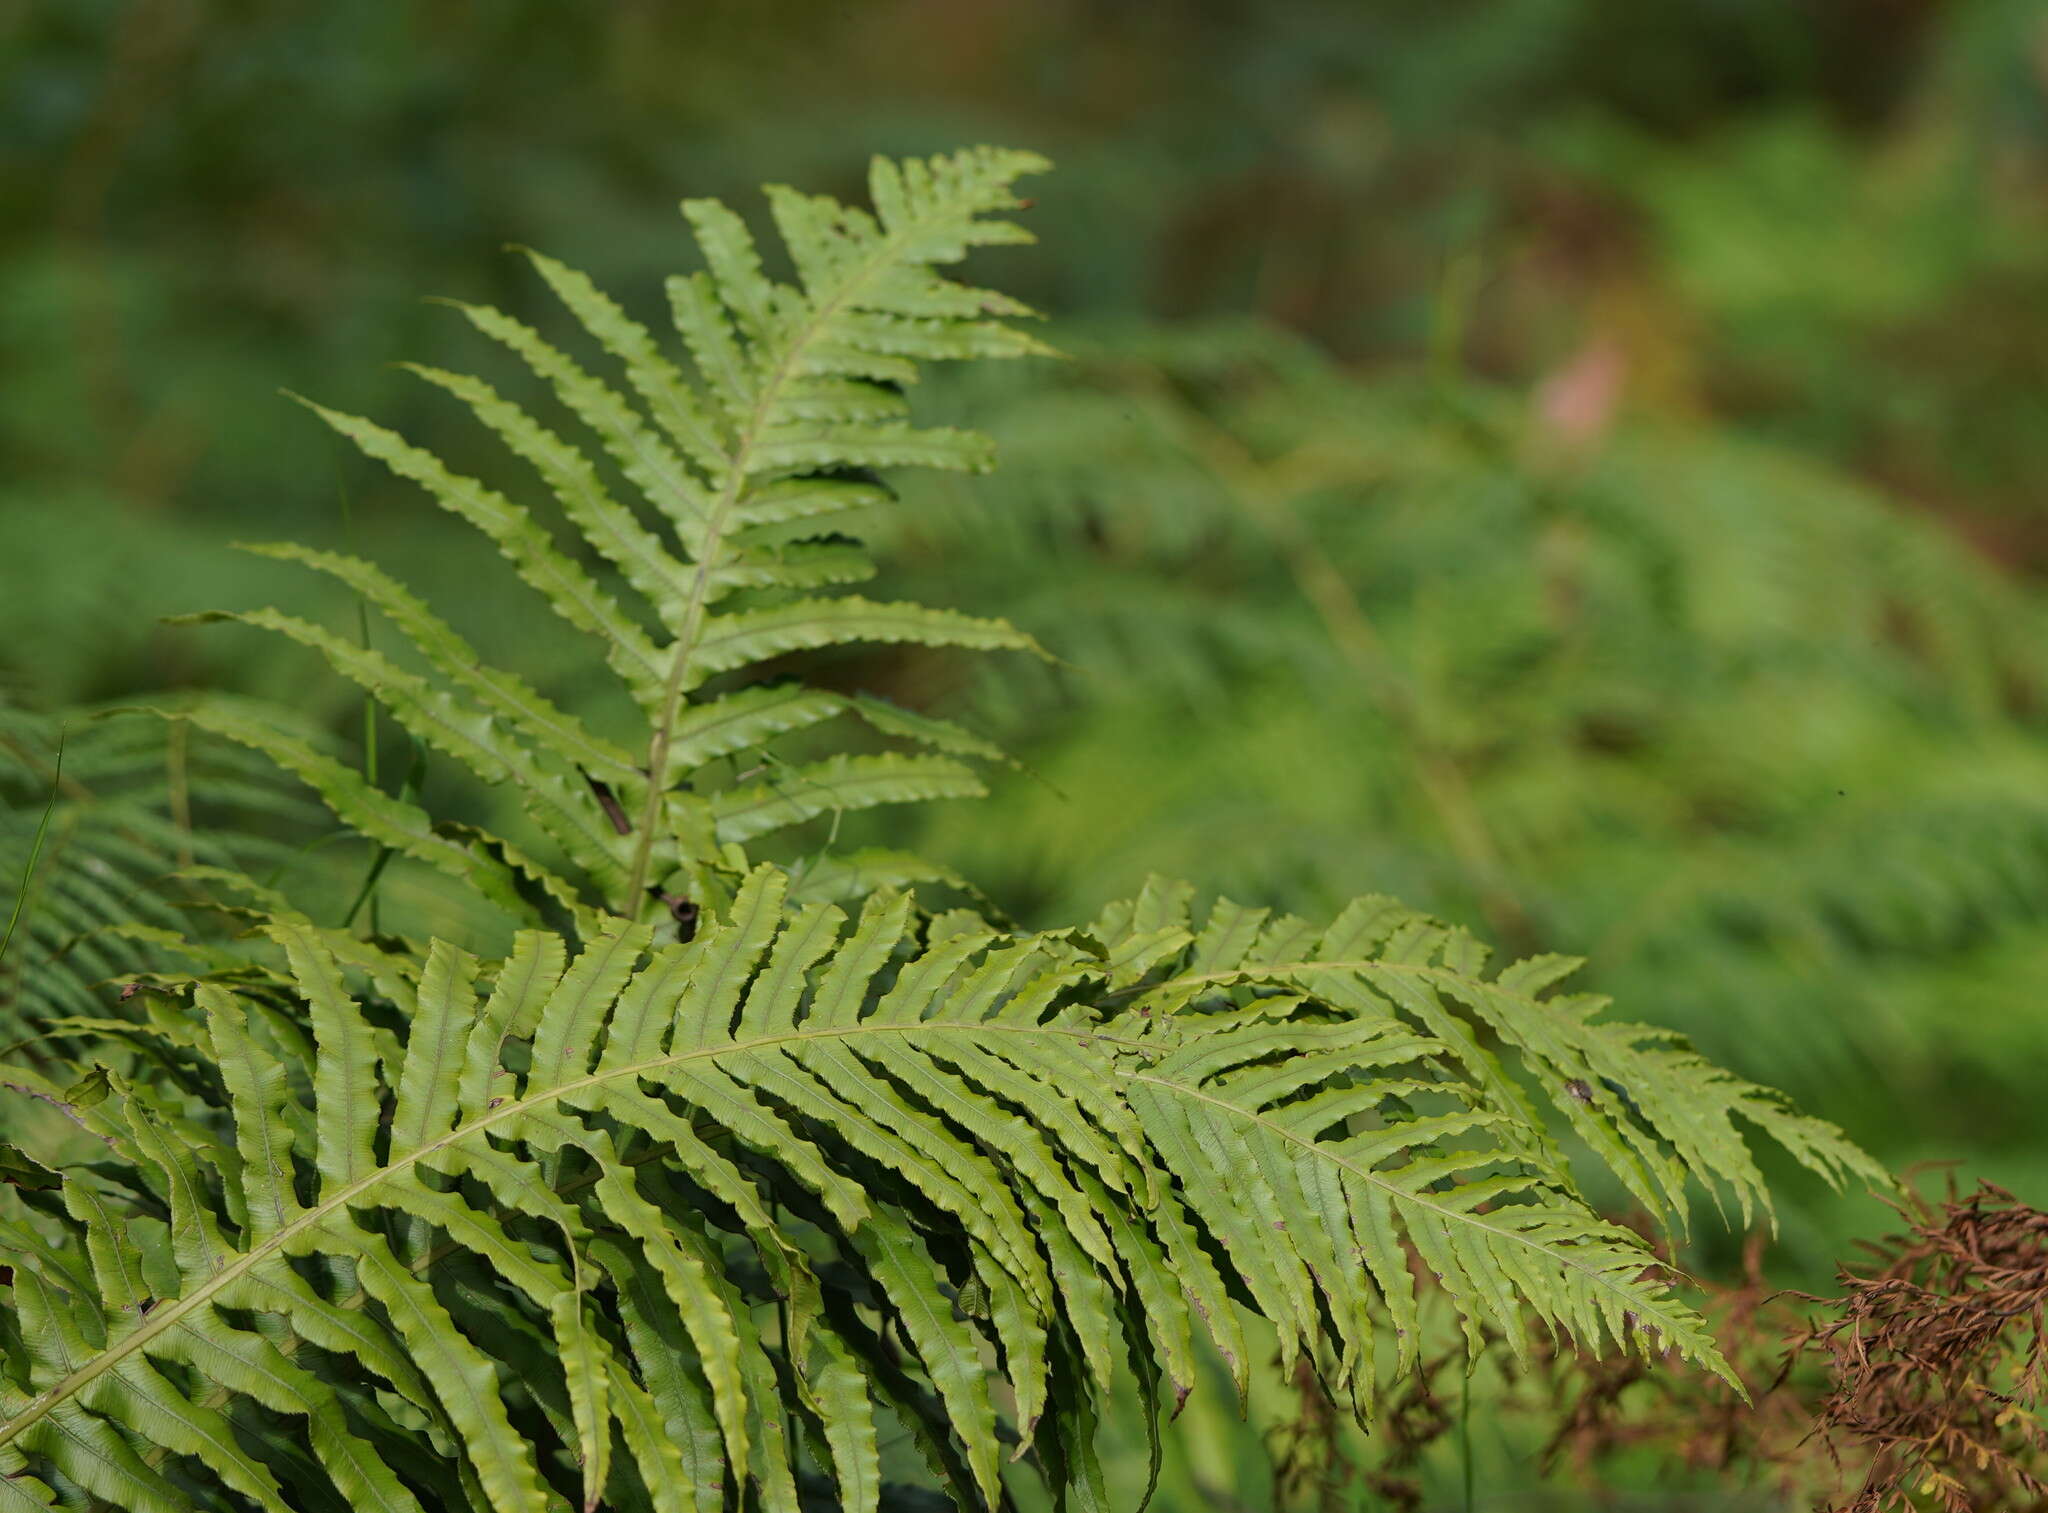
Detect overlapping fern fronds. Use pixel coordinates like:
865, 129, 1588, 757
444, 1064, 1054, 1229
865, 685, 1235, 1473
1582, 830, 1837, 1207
0, 868, 1880, 1512
174, 148, 1053, 943
0, 698, 317, 1047
0, 152, 1892, 1512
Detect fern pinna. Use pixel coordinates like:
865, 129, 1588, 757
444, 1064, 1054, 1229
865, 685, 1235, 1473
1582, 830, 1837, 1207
0, 151, 1884, 1511
0, 867, 1880, 1511
173, 147, 1052, 940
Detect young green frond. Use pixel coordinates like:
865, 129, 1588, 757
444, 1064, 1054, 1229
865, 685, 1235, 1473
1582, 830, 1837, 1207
0, 870, 1877, 1511
183, 149, 1053, 939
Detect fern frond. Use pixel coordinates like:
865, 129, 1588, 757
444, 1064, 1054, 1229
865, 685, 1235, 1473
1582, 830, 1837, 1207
0, 870, 1875, 1510
187, 149, 1053, 938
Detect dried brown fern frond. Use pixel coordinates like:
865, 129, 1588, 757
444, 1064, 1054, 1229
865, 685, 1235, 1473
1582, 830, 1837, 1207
1787, 1178, 2048, 1513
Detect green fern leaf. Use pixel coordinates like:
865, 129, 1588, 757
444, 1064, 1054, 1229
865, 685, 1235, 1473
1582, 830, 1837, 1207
0, 868, 1876, 1510
708, 753, 987, 845
185, 149, 1052, 937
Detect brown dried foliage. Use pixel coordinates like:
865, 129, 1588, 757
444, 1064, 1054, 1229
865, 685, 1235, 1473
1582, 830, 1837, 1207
1785, 1180, 2048, 1512
1261, 1181, 2048, 1511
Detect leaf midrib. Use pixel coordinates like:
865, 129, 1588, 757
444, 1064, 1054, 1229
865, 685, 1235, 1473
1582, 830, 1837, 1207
0, 1016, 1131, 1447
1, 1001, 1700, 1446
621, 187, 945, 916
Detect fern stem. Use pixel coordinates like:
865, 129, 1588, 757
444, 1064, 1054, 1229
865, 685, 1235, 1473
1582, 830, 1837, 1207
332, 469, 385, 933
338, 846, 397, 931
1255, 492, 1529, 947
618, 200, 964, 921
619, 533, 723, 920
0, 728, 93, 804
341, 737, 421, 930
1458, 1356, 1474, 1513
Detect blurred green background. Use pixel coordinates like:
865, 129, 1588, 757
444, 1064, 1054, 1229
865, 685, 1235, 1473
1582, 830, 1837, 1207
6, 1, 2048, 1505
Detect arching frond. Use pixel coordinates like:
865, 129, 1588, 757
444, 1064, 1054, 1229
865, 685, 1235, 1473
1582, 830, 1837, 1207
0, 870, 1877, 1511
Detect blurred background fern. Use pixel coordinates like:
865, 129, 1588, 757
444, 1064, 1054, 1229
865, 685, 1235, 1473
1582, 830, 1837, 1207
0, 695, 325, 1044
6, 2, 2048, 1505
873, 330, 2048, 1234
